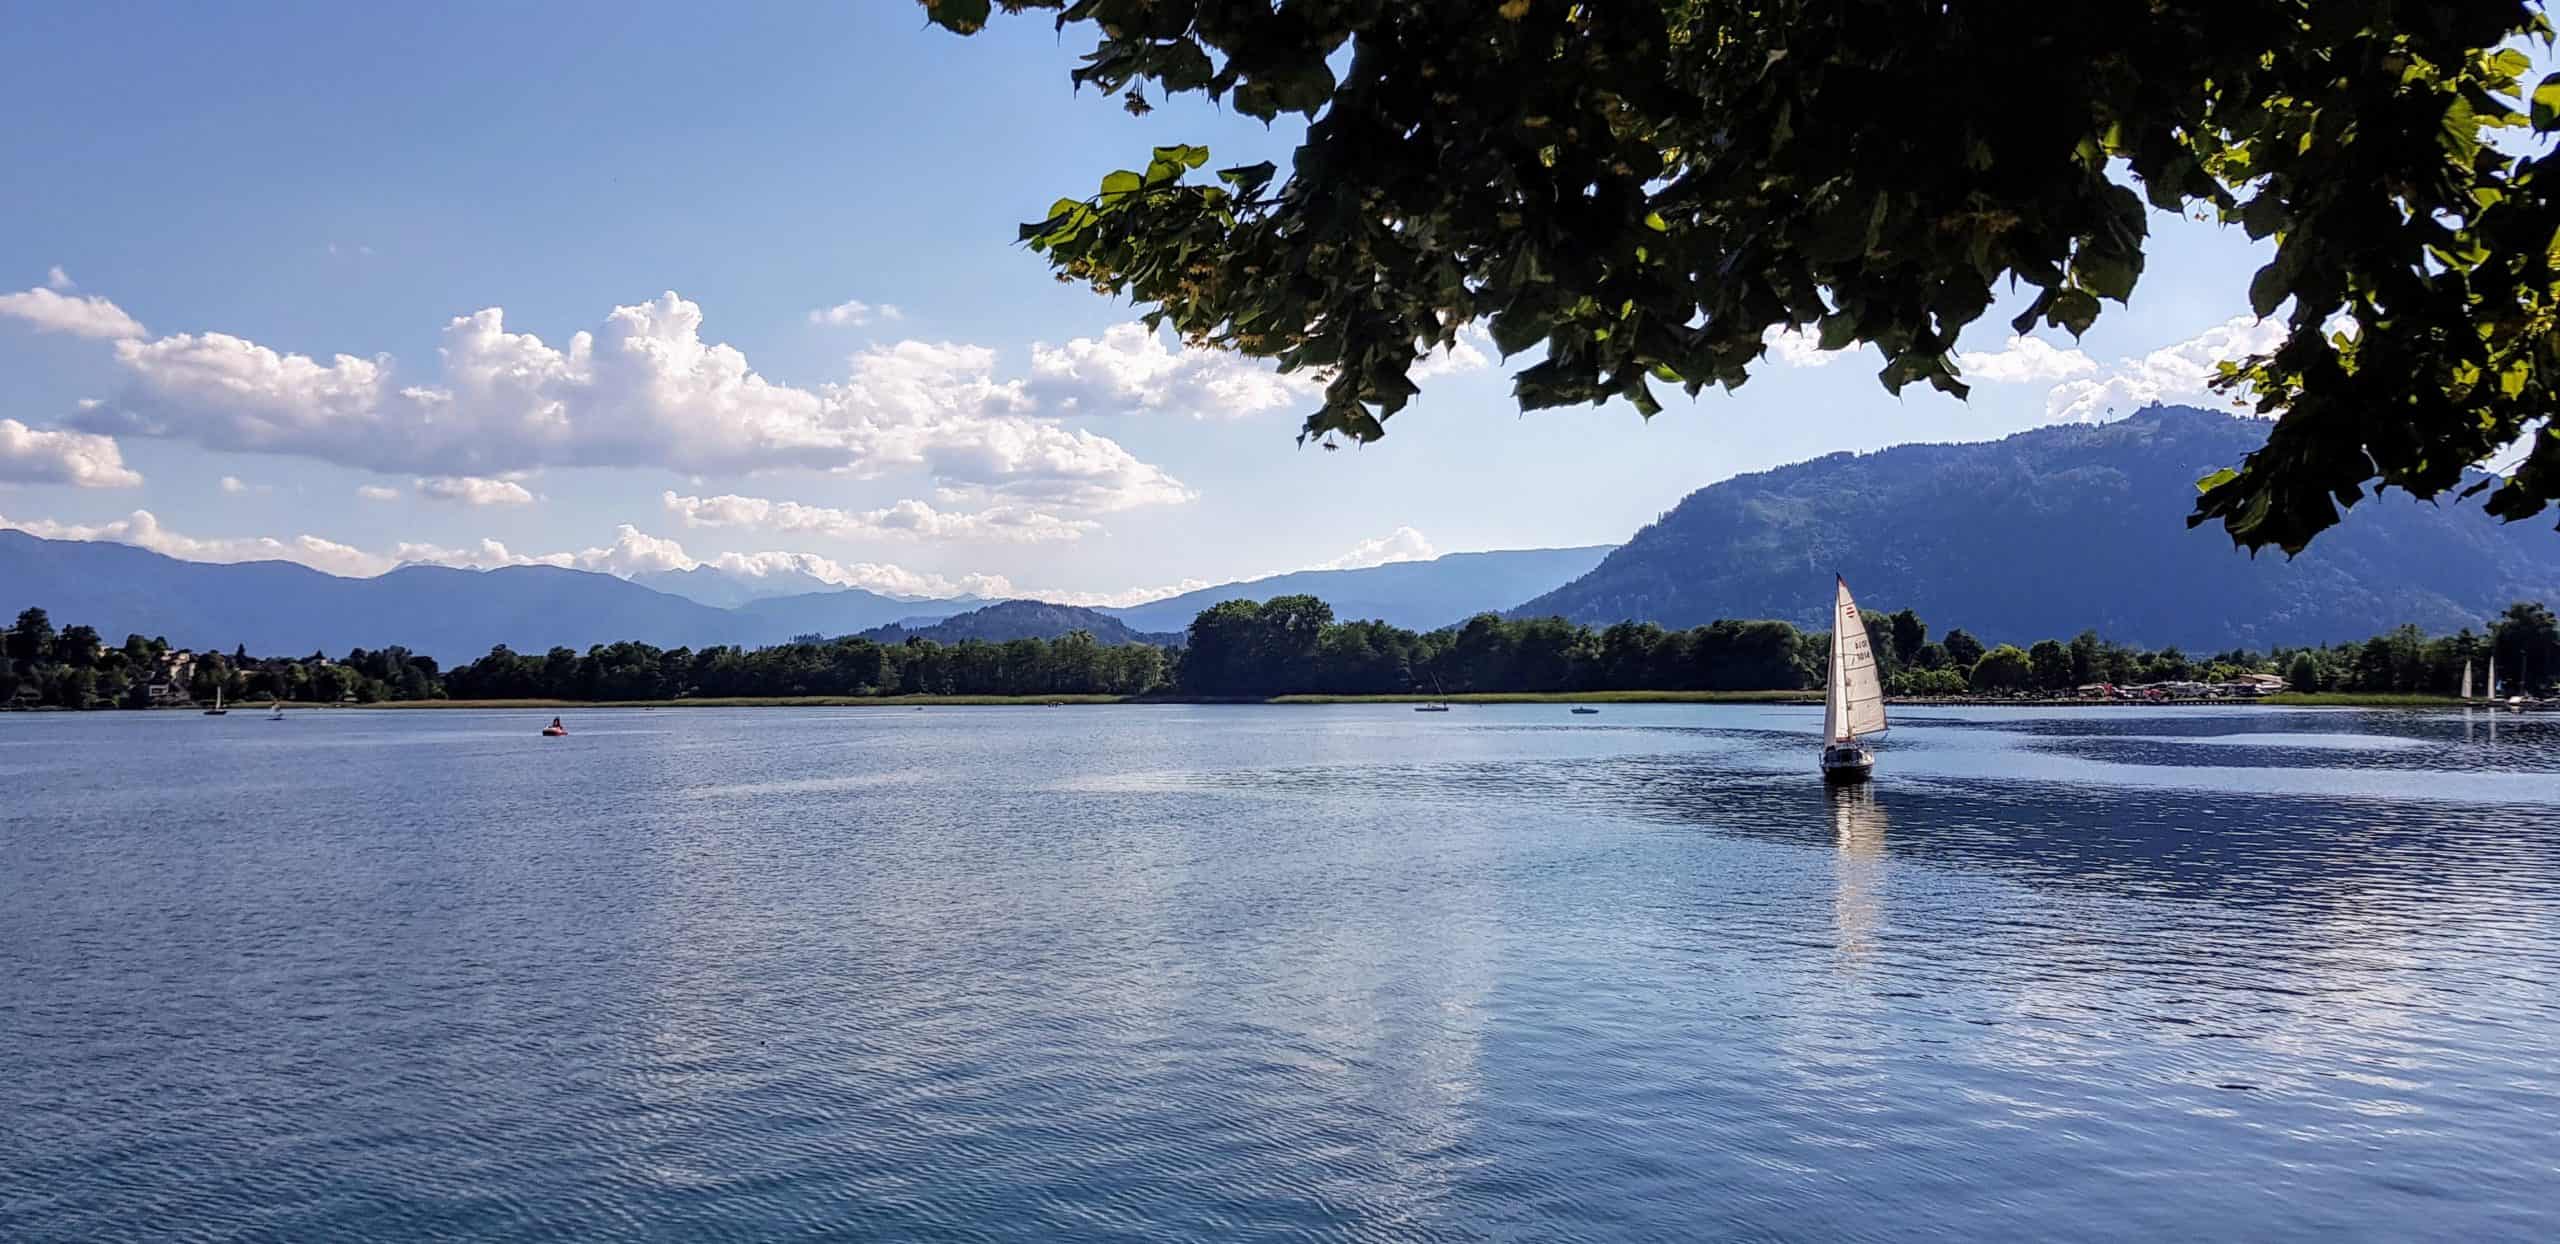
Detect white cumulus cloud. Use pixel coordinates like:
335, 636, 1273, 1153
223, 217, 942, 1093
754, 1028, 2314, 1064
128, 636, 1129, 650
46, 266, 73, 291
395, 525, 1018, 600
2044, 316, 2289, 423
1310, 525, 1437, 571
416, 475, 535, 506
1763, 327, 1849, 368
1410, 326, 1496, 380
808, 299, 903, 327
0, 418, 141, 487
1955, 335, 2097, 384
0, 286, 146, 340
356, 484, 402, 501
1019, 579, 1217, 609
661, 490, 1096, 543
216, 475, 274, 495
1028, 322, 1320, 420
0, 509, 392, 577
72, 291, 1191, 514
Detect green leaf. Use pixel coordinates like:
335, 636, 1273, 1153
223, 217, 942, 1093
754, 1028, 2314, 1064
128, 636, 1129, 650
922, 0, 992, 34
2195, 467, 2239, 495
1816, 313, 1858, 351
2247, 260, 2290, 318
2047, 290, 2101, 337
2534, 72, 2560, 132
1154, 43, 1215, 92
1099, 170, 1142, 198
1489, 306, 1551, 356
2076, 253, 2139, 302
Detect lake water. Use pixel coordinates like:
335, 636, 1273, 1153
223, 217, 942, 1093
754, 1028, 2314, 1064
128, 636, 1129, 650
3, 704, 2557, 1241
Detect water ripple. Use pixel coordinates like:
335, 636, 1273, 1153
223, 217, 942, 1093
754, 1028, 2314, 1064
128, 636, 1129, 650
1, 705, 2555, 1240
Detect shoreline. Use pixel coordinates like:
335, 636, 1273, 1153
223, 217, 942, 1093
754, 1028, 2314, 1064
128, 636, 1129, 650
12, 692, 2501, 713
330, 690, 2483, 710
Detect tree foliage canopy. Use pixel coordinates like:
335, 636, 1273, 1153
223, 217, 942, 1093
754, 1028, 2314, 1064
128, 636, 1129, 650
923, 0, 2560, 553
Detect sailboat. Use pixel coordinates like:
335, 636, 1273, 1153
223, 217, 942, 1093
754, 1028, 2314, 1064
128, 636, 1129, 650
202, 686, 227, 716
1821, 576, 1887, 783
2489, 653, 2499, 704
269, 697, 286, 721
1414, 673, 1452, 712
2462, 659, 2475, 702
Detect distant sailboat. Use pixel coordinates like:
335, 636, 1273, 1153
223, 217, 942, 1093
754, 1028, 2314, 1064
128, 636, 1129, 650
269, 697, 286, 721
1415, 673, 1452, 712
1821, 576, 1887, 783
2489, 653, 2499, 702
2462, 659, 2475, 701
202, 686, 227, 716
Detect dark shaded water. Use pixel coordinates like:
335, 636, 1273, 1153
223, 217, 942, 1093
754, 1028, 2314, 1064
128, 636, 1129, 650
3, 704, 2556, 1241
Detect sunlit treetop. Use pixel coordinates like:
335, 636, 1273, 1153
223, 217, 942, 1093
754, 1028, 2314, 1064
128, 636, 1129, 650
923, 0, 2560, 553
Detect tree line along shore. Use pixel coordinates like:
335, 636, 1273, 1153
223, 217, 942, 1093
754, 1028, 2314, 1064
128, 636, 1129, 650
6, 597, 2557, 710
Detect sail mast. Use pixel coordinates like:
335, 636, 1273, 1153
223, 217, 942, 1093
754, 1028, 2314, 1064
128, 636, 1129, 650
1824, 606, 1840, 742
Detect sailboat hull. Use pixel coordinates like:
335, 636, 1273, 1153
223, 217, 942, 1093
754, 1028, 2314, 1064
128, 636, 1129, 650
1820, 744, 1875, 783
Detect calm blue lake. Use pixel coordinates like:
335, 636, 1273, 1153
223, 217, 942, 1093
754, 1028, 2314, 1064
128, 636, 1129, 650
3, 704, 2556, 1241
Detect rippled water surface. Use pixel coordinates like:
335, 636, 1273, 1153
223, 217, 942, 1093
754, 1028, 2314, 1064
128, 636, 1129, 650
5, 704, 2558, 1241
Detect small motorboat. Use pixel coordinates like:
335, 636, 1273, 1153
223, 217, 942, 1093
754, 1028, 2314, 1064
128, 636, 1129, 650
541, 716, 568, 737
1414, 702, 1450, 712
1571, 706, 1600, 714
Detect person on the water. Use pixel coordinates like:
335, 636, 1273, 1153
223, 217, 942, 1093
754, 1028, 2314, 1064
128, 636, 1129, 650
549, 717, 563, 729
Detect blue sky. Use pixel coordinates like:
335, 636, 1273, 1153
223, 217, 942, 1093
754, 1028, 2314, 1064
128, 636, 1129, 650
1, 2, 2286, 604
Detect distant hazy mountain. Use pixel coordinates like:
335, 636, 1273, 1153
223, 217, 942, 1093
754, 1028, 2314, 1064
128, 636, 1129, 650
0, 530, 749, 660
734, 590, 984, 643
1105, 545, 1619, 633
633, 565, 845, 608
863, 600, 1179, 647
1515, 405, 2560, 650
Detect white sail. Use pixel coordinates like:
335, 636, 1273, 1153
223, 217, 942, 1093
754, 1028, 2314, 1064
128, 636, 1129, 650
1828, 578, 1888, 741
1823, 614, 1839, 743
2489, 654, 2498, 699
2462, 659, 2474, 700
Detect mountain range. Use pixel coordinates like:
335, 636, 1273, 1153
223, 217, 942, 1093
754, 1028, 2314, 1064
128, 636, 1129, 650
634, 565, 853, 608
1100, 545, 1618, 632
730, 589, 986, 639
1516, 405, 2560, 650
11, 405, 2559, 661
0, 532, 753, 658
0, 529, 1600, 660
860, 601, 1179, 648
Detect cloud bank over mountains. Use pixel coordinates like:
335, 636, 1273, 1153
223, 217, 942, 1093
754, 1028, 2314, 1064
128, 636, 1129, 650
0, 272, 2292, 608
